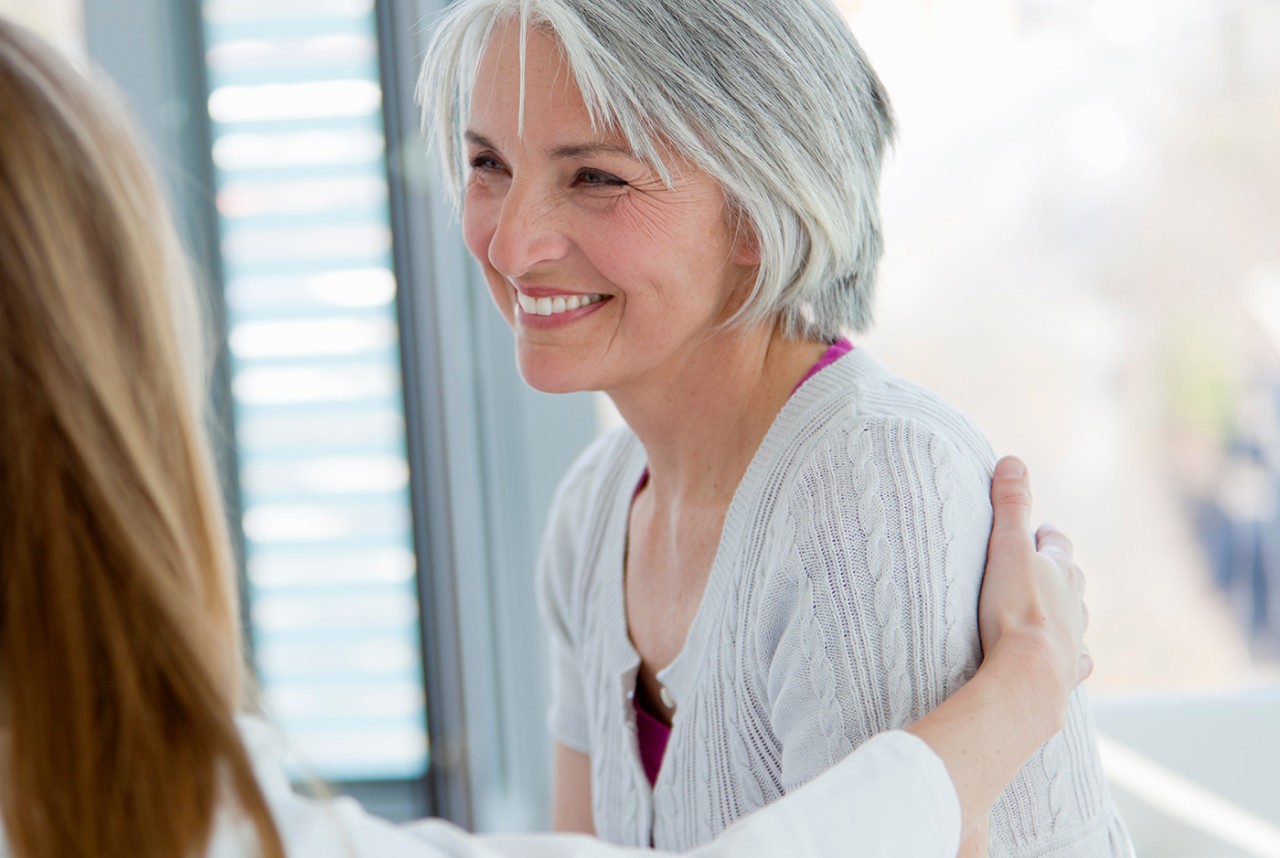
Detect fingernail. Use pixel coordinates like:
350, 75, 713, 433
995, 457, 1026, 480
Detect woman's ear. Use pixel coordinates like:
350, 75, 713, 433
730, 211, 762, 266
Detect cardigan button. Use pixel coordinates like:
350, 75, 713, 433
659, 685, 675, 710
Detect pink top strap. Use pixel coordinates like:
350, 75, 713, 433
793, 337, 854, 393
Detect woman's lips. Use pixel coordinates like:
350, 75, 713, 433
516, 290, 607, 317
513, 287, 611, 327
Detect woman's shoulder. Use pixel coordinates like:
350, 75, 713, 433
546, 424, 642, 522
759, 349, 999, 549
537, 425, 641, 617
789, 349, 996, 475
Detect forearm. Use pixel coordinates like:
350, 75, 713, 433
906, 631, 1066, 841
958, 819, 989, 858
551, 743, 595, 834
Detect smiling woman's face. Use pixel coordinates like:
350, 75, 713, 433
461, 21, 758, 396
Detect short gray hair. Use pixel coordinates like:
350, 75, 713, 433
419, 0, 895, 340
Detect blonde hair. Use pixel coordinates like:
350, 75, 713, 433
419, 0, 895, 340
0, 19, 283, 858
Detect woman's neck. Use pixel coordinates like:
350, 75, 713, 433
609, 324, 828, 508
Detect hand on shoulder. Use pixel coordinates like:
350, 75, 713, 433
980, 455, 1092, 726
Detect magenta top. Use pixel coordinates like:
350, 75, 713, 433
632, 337, 854, 787
793, 337, 854, 393
634, 693, 670, 786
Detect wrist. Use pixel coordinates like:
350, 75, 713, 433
906, 639, 1064, 841
980, 630, 1072, 740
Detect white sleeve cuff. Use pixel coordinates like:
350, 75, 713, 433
691, 730, 962, 858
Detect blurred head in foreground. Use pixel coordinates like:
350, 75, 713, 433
0, 18, 281, 858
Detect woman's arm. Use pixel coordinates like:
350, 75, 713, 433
765, 419, 991, 795
764, 405, 1097, 849
688, 455, 1087, 856
907, 456, 1090, 841
684, 467, 1085, 857
535, 459, 600, 833
552, 742, 595, 834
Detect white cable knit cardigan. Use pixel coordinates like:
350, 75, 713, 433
538, 349, 1132, 855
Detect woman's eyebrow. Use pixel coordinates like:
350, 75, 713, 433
463, 132, 637, 161
464, 130, 497, 149
548, 142, 640, 161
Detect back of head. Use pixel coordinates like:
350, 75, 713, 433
420, 0, 895, 341
0, 19, 281, 858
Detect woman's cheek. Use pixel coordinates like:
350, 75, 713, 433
461, 196, 517, 325
461, 193, 494, 265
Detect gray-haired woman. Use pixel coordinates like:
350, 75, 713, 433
420, 2, 1132, 855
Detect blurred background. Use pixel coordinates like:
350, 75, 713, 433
840, 0, 1280, 697
4, 0, 1277, 854
835, 3, 1280, 850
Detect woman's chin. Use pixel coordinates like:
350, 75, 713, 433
515, 354, 599, 395
521, 374, 586, 395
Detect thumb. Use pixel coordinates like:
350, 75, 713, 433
989, 456, 1034, 553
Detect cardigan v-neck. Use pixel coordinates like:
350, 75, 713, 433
628, 339, 856, 787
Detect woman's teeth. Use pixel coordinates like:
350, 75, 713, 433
517, 292, 605, 316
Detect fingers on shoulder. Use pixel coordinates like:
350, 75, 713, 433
991, 456, 1033, 509
1035, 523, 1074, 560
1033, 524, 1087, 604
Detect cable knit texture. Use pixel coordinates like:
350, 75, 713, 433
538, 349, 1132, 855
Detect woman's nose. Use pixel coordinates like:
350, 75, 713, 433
486, 183, 569, 278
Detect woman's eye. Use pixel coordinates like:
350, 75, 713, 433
576, 169, 627, 188
469, 155, 504, 173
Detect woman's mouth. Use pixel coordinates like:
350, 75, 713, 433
516, 291, 608, 317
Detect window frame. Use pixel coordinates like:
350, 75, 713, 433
84, 0, 596, 829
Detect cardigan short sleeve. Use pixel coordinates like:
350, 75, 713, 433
535, 426, 641, 757
537, 458, 595, 755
